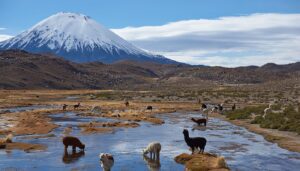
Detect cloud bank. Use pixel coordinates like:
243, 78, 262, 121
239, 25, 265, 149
0, 34, 12, 42
112, 13, 300, 67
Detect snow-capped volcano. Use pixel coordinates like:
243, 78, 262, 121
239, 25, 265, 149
0, 12, 176, 63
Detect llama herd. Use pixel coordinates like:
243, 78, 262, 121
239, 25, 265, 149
61, 104, 213, 171
62, 129, 206, 171
59, 101, 236, 170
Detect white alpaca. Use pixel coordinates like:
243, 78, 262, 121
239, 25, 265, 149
263, 104, 273, 119
99, 153, 114, 171
143, 142, 161, 160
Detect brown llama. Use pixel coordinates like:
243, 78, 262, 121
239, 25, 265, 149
73, 103, 80, 110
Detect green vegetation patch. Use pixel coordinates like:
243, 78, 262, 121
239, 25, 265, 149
225, 105, 266, 120
251, 105, 300, 135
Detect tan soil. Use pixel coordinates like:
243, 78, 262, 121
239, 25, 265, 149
174, 153, 229, 171
81, 127, 114, 134
0, 142, 46, 152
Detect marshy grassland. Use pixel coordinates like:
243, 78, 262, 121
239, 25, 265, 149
0, 84, 299, 169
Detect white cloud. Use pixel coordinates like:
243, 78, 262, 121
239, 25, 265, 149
112, 13, 300, 67
0, 34, 13, 42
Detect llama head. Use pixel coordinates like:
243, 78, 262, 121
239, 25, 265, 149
142, 149, 149, 155
183, 129, 189, 136
99, 153, 114, 169
99, 153, 114, 161
80, 144, 85, 150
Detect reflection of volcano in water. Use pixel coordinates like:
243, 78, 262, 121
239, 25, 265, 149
62, 149, 85, 164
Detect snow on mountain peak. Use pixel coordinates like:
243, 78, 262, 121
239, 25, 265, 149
22, 12, 143, 53
0, 12, 176, 64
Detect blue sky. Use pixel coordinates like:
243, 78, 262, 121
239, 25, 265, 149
1, 0, 300, 66
1, 0, 300, 34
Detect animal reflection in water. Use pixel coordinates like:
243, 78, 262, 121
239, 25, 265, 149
143, 154, 161, 171
62, 149, 85, 164
142, 142, 161, 171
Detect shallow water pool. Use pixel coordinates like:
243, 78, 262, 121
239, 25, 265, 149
0, 112, 300, 171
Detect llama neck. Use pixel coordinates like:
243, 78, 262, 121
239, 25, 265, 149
184, 133, 190, 142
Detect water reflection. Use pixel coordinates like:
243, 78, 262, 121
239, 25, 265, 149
143, 154, 161, 171
62, 149, 85, 164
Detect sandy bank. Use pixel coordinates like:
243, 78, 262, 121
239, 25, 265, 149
174, 153, 229, 171
0, 142, 46, 152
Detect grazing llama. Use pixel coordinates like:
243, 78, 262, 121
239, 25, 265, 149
143, 142, 161, 160
63, 136, 85, 151
147, 106, 153, 111
232, 103, 236, 111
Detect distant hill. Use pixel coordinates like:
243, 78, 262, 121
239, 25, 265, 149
0, 50, 299, 89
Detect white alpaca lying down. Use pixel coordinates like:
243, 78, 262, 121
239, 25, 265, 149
143, 142, 161, 160
99, 153, 114, 171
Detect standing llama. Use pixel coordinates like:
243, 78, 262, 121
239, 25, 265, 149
183, 129, 206, 154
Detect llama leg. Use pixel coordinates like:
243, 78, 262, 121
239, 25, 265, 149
65, 145, 68, 151
191, 147, 195, 154
72, 146, 76, 152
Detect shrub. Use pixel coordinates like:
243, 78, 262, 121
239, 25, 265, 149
251, 104, 300, 135
225, 105, 266, 120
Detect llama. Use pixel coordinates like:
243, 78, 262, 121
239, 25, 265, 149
63, 104, 68, 111
143, 142, 161, 160
125, 101, 129, 107
263, 104, 273, 119
147, 106, 153, 111
99, 153, 114, 171
191, 118, 207, 126
201, 103, 207, 111
73, 103, 80, 110
217, 104, 223, 113
63, 136, 85, 151
232, 103, 236, 111
183, 129, 206, 154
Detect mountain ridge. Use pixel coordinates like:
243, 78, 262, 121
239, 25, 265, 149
1, 50, 299, 89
